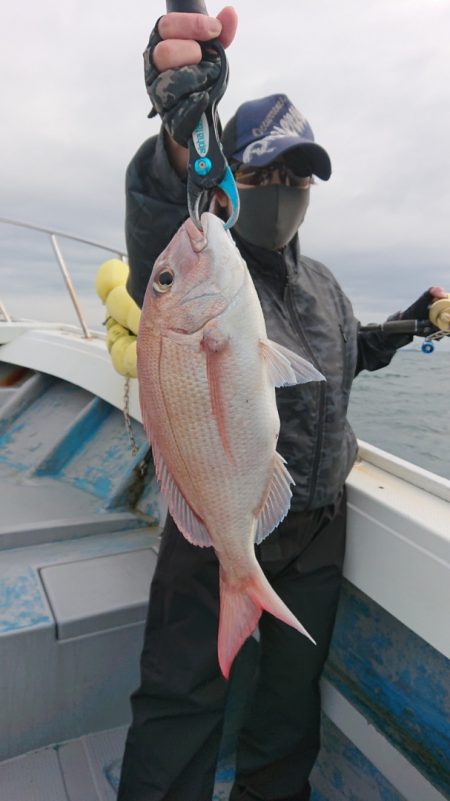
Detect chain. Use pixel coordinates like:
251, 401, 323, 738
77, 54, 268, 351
123, 378, 147, 478
123, 377, 138, 454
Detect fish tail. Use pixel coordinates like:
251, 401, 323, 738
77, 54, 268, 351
218, 565, 316, 679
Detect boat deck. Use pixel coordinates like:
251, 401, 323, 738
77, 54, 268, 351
0, 726, 234, 801
0, 327, 449, 801
0, 726, 129, 801
0, 726, 232, 801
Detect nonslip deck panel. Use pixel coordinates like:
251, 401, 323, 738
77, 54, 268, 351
0, 371, 50, 430
57, 729, 128, 801
0, 378, 94, 471
0, 727, 129, 801
56, 740, 99, 801
0, 747, 69, 801
0, 724, 234, 801
0, 714, 425, 801
0, 365, 162, 521
40, 547, 158, 638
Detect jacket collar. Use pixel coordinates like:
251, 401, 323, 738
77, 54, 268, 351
231, 231, 301, 290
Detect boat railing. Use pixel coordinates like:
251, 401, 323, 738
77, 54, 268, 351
0, 216, 127, 339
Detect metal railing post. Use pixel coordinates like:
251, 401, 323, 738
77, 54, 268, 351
49, 234, 92, 339
0, 298, 11, 322
0, 216, 127, 334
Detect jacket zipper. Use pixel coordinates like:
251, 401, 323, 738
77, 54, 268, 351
338, 323, 348, 387
285, 286, 326, 507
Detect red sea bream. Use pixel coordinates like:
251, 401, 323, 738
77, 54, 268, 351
137, 212, 325, 678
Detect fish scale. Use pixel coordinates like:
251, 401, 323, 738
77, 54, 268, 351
158, 311, 277, 541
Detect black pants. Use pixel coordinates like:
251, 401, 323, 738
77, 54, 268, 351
117, 488, 346, 801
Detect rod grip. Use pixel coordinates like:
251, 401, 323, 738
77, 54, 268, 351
359, 320, 417, 335
166, 0, 208, 12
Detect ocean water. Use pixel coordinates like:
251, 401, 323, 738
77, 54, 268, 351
348, 349, 450, 480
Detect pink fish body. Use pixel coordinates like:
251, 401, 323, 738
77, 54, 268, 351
137, 212, 324, 678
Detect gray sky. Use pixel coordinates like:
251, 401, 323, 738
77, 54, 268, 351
1, 0, 450, 332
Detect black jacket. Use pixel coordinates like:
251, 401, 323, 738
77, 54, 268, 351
125, 131, 412, 510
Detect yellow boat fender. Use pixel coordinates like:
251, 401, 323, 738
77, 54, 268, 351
110, 335, 138, 379
123, 339, 138, 377
96, 259, 141, 378
95, 259, 129, 302
105, 285, 141, 336
105, 318, 129, 353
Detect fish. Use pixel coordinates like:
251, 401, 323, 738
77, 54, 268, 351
137, 212, 325, 678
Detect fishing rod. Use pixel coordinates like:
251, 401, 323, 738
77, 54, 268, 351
359, 294, 450, 353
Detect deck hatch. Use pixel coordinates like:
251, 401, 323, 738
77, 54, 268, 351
39, 547, 157, 639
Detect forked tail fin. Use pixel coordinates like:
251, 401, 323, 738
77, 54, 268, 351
218, 564, 316, 679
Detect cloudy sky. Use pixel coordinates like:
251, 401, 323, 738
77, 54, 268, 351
1, 0, 450, 333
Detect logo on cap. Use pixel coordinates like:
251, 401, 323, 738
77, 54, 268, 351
243, 105, 310, 164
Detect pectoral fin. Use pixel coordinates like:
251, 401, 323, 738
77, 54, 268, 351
260, 339, 325, 386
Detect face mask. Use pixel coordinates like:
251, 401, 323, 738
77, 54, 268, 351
233, 185, 310, 251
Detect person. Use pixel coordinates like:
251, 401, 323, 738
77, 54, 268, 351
116, 9, 446, 801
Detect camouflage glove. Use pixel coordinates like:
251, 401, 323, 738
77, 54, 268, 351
143, 19, 221, 148
399, 290, 440, 334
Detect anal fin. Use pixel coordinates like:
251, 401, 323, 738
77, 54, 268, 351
152, 441, 213, 548
254, 452, 294, 545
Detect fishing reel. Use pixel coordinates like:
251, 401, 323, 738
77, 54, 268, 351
421, 294, 450, 353
359, 294, 450, 354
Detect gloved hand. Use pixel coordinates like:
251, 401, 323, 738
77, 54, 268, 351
400, 286, 447, 333
143, 9, 237, 147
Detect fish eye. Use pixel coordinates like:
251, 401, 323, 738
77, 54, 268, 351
153, 269, 174, 293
